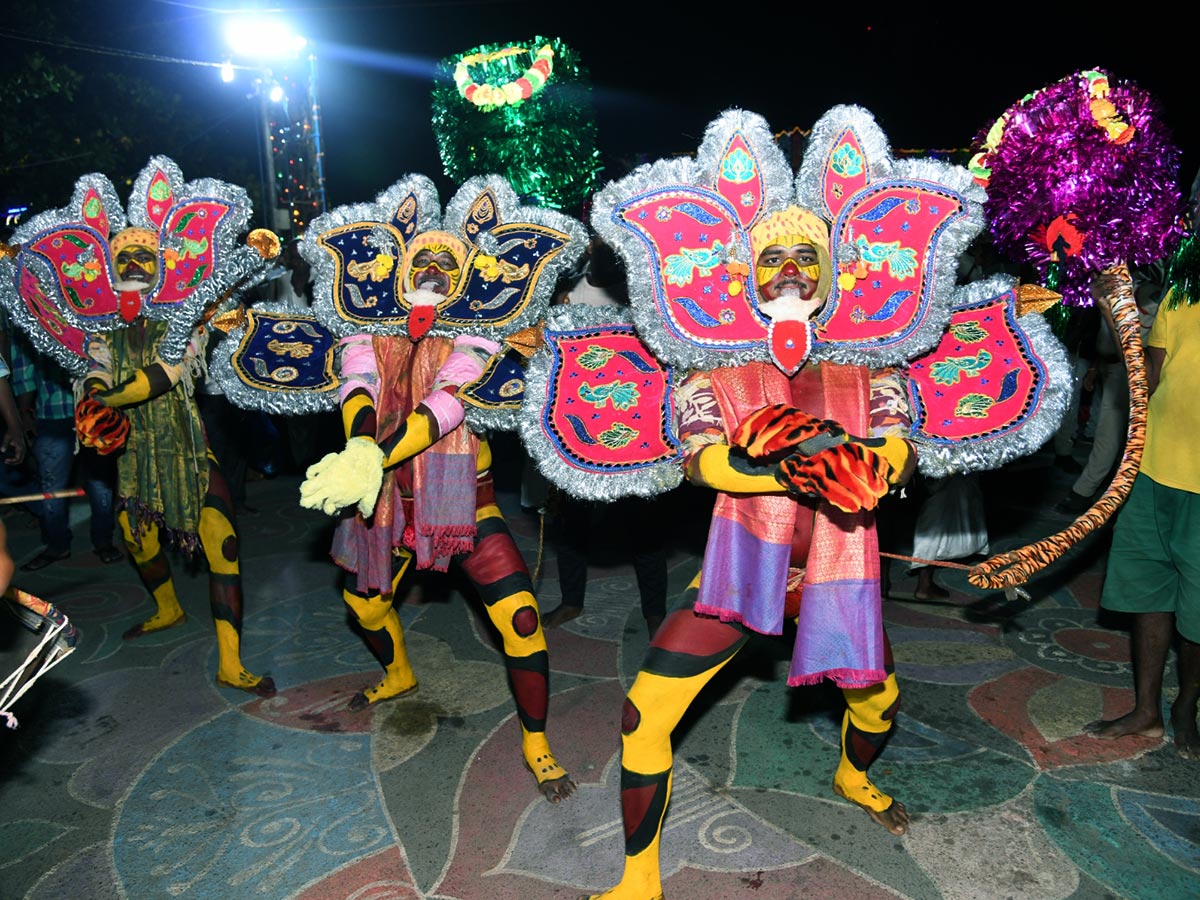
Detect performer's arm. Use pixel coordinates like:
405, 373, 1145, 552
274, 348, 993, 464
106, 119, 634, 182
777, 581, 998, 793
676, 370, 787, 494
86, 328, 204, 408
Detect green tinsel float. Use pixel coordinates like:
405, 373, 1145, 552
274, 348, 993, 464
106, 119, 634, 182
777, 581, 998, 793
1163, 229, 1200, 308
431, 37, 601, 213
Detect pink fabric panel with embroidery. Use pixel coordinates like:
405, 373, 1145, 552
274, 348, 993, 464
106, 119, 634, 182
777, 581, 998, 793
17, 267, 88, 359
616, 190, 767, 350
27, 228, 119, 320
149, 201, 232, 307
906, 292, 1045, 442
542, 324, 677, 471
819, 182, 967, 346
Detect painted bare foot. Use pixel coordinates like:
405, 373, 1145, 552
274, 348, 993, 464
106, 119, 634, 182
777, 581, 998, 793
578, 887, 664, 900
123, 612, 186, 640
542, 604, 583, 628
1170, 705, 1200, 759
1082, 713, 1164, 740
525, 750, 575, 802
833, 781, 909, 835
217, 670, 277, 697
347, 679, 418, 712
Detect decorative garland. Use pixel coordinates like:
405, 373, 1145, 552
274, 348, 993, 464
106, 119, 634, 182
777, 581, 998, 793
454, 44, 554, 110
432, 37, 600, 213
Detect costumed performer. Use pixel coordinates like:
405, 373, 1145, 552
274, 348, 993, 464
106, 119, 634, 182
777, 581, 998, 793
297, 175, 585, 802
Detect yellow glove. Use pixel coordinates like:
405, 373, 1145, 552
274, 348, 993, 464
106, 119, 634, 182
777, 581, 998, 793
299, 436, 385, 517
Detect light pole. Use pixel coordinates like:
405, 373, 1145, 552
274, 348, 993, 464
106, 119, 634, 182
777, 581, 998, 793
223, 14, 325, 235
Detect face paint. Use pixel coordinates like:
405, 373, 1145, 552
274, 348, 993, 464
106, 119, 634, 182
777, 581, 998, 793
756, 243, 821, 302
115, 245, 159, 287
403, 232, 467, 297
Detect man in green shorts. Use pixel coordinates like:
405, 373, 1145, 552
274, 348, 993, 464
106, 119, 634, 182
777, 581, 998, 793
1086, 279, 1200, 758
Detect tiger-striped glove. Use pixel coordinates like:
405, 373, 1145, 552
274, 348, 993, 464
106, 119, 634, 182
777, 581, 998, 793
732, 404, 845, 459
75, 394, 131, 456
776, 440, 893, 513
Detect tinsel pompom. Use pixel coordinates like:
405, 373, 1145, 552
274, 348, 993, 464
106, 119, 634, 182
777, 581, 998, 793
976, 69, 1185, 306
431, 37, 600, 214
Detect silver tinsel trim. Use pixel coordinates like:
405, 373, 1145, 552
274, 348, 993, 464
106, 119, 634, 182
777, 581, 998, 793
208, 301, 339, 416
306, 175, 442, 339
517, 304, 683, 501
0, 254, 90, 377
592, 109, 796, 372
794, 105, 895, 218
910, 276, 1071, 477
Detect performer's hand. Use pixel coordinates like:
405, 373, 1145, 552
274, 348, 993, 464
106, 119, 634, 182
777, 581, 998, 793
299, 436, 385, 517
732, 404, 845, 459
75, 394, 130, 456
775, 440, 892, 513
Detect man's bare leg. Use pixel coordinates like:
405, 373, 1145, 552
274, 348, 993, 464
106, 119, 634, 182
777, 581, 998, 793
1085, 611, 1172, 739
1171, 636, 1200, 758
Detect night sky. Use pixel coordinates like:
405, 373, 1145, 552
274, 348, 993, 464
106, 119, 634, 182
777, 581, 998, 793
5, 1, 1196, 212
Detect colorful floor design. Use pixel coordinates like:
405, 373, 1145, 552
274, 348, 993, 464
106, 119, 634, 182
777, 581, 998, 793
1, 446, 1197, 900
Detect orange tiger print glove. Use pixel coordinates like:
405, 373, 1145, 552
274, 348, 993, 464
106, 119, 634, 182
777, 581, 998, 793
777, 440, 892, 513
732, 404, 843, 458
75, 394, 131, 456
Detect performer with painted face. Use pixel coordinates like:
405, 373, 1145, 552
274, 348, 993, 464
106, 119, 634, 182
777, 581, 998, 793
279, 175, 587, 802
0, 157, 281, 697
534, 107, 1070, 899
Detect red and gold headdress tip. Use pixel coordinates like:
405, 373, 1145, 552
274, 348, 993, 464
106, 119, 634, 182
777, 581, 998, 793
0, 241, 18, 261
1016, 282, 1062, 315
246, 228, 282, 260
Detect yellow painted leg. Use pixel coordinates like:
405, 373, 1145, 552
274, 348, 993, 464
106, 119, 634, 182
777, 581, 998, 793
198, 497, 274, 696
833, 673, 908, 834
344, 550, 417, 710
587, 581, 747, 900
119, 510, 185, 638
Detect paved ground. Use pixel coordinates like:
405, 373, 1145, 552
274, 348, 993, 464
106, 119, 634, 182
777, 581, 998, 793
1, 436, 1196, 900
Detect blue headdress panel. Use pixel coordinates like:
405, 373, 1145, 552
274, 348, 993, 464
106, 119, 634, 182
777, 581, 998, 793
306, 175, 440, 337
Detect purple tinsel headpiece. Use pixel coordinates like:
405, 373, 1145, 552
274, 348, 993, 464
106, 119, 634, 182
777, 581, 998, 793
975, 69, 1184, 306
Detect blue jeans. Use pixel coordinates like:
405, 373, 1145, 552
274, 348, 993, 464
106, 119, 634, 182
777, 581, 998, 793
32, 418, 117, 554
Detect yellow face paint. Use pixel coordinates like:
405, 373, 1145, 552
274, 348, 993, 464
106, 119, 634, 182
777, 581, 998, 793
404, 231, 468, 295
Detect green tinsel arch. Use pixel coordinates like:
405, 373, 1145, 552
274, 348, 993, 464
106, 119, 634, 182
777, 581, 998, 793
431, 37, 601, 213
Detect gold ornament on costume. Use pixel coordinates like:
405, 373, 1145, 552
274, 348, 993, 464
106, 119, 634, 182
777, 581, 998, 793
246, 229, 282, 260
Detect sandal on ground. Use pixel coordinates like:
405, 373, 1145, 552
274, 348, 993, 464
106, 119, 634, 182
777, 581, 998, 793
20, 549, 71, 572
95, 546, 124, 564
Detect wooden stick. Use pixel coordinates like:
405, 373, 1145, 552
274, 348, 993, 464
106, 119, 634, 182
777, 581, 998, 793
0, 488, 86, 506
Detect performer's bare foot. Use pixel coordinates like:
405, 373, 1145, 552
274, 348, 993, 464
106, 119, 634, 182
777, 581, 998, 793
833, 781, 909, 835
123, 612, 187, 640
542, 604, 583, 628
1170, 704, 1200, 759
347, 678, 418, 711
1082, 712, 1164, 740
217, 670, 277, 697
524, 749, 575, 802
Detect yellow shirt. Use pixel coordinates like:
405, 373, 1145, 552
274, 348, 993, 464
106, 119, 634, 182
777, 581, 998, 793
1142, 296, 1200, 493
